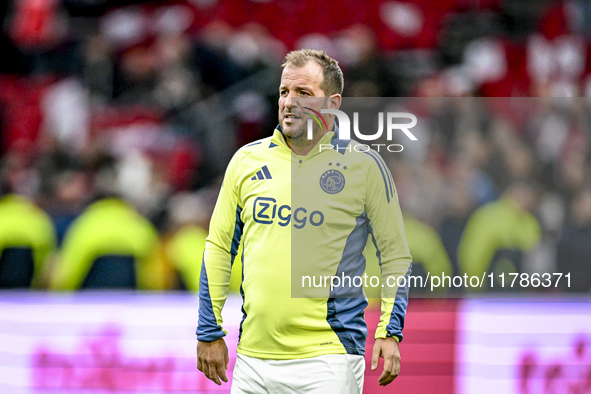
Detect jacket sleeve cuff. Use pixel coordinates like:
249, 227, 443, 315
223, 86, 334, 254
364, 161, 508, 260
375, 329, 403, 343
196, 328, 227, 342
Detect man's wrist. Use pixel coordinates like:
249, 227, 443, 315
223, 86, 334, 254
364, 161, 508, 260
376, 332, 402, 342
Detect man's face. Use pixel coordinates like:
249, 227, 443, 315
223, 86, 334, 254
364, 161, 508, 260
278, 61, 327, 141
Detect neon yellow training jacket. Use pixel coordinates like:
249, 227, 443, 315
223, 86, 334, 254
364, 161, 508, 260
197, 127, 412, 359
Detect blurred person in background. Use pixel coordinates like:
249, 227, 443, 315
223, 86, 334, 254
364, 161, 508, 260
163, 189, 242, 292
383, 154, 454, 294
41, 168, 89, 245
34, 137, 92, 245
164, 191, 210, 291
0, 191, 56, 289
363, 212, 452, 297
439, 130, 494, 278
49, 196, 169, 291
0, 146, 57, 289
337, 24, 399, 97
402, 214, 453, 295
458, 180, 542, 291
557, 187, 591, 292
439, 158, 480, 279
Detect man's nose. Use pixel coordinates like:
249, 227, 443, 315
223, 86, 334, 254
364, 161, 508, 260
285, 93, 299, 109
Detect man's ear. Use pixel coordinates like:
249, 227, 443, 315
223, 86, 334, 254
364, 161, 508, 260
329, 94, 342, 110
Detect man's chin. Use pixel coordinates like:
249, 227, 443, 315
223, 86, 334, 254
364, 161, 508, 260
285, 120, 306, 133
281, 123, 291, 135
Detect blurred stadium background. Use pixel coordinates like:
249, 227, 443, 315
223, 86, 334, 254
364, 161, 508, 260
1, 0, 590, 393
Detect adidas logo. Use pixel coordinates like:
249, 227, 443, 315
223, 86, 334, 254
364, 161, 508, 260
251, 165, 272, 181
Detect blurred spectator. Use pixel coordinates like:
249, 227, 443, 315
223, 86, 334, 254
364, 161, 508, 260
6, 0, 76, 76
164, 190, 243, 293
364, 212, 452, 296
82, 32, 114, 103
439, 159, 479, 277
8, 0, 66, 52
0, 194, 56, 288
42, 167, 90, 245
402, 214, 453, 295
40, 76, 90, 154
165, 220, 208, 291
458, 181, 542, 291
337, 24, 399, 97
0, 76, 55, 158
194, 21, 247, 93
49, 197, 169, 290
556, 187, 591, 292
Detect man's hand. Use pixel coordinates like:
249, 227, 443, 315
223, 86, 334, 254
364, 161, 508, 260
197, 338, 229, 385
371, 337, 401, 386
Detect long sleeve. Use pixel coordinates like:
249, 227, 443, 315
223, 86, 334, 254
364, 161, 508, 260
196, 151, 245, 341
363, 151, 412, 341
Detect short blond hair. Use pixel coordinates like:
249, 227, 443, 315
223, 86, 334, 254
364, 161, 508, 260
282, 49, 344, 96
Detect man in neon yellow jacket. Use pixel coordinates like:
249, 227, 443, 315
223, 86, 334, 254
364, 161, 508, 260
458, 182, 541, 290
50, 198, 168, 290
196, 49, 412, 392
0, 194, 56, 288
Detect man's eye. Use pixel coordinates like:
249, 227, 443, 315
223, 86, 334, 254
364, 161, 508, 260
300, 91, 310, 96
280, 90, 287, 96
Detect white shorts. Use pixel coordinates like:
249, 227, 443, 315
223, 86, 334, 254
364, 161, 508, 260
231, 353, 365, 394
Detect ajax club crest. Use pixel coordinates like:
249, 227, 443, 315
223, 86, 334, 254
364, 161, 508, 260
320, 169, 345, 194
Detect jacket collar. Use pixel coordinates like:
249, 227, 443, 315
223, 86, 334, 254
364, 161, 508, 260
272, 124, 340, 158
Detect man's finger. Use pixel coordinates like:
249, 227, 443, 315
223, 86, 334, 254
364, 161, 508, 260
217, 363, 229, 383
379, 371, 397, 386
379, 351, 392, 385
378, 369, 392, 386
393, 355, 401, 377
196, 339, 229, 386
379, 354, 400, 386
207, 364, 221, 385
371, 342, 381, 371
384, 356, 394, 373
